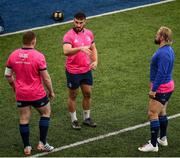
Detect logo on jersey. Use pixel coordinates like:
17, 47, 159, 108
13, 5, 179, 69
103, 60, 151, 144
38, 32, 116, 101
19, 53, 29, 59
16, 53, 30, 64
74, 39, 79, 43
86, 36, 91, 42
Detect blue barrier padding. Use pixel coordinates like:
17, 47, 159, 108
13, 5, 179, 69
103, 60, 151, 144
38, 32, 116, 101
0, 0, 160, 33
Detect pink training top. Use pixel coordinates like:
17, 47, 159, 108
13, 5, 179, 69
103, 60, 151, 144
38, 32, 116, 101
150, 80, 174, 93
63, 28, 94, 74
6, 48, 47, 101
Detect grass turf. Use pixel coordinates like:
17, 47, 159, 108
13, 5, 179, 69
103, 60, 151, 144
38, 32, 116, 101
0, 0, 180, 156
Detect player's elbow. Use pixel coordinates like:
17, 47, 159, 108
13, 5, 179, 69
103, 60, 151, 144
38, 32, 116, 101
63, 51, 68, 56
5, 75, 13, 83
4, 73, 12, 80
42, 74, 51, 83
43, 78, 51, 87
4, 67, 13, 77
63, 49, 71, 56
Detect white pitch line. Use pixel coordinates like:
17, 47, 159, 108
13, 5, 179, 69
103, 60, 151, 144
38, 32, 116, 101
30, 113, 180, 157
0, 0, 176, 37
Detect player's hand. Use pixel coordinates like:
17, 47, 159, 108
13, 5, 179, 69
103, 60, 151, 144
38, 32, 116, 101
49, 92, 55, 101
90, 61, 98, 70
148, 90, 156, 99
80, 46, 92, 55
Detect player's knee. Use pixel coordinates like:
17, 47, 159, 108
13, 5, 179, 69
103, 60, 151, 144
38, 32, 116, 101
148, 110, 158, 119
43, 108, 51, 117
69, 92, 78, 100
39, 103, 51, 117
41, 110, 51, 117
83, 92, 91, 99
19, 115, 30, 124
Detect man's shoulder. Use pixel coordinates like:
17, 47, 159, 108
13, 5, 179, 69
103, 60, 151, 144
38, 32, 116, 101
157, 46, 169, 54
84, 28, 93, 34
63, 29, 75, 43
84, 28, 92, 32
9, 48, 21, 57
33, 49, 45, 58
84, 28, 94, 39
12, 48, 21, 53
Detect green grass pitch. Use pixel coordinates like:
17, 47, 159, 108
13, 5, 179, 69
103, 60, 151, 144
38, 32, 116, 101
0, 1, 180, 156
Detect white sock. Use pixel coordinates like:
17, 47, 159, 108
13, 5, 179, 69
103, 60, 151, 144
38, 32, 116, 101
83, 110, 90, 120
69, 111, 77, 122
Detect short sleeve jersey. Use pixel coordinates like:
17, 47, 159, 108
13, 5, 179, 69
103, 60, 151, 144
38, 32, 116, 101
6, 48, 47, 101
63, 28, 94, 74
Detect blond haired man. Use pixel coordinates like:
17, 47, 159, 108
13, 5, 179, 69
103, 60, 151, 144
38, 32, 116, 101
138, 26, 175, 152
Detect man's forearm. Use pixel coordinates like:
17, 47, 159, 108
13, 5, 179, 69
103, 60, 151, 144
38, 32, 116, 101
64, 47, 81, 56
6, 76, 15, 91
43, 75, 54, 94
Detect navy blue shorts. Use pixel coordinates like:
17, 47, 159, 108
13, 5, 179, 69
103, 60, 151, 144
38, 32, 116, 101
153, 92, 173, 105
16, 95, 49, 108
65, 70, 93, 89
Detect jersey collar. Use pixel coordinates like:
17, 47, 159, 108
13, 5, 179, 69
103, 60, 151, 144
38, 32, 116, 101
73, 27, 85, 34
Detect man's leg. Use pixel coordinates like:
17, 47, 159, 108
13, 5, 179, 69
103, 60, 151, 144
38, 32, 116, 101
148, 99, 163, 147
36, 102, 51, 144
158, 103, 168, 146
18, 106, 31, 155
157, 92, 172, 146
68, 88, 81, 129
36, 102, 54, 151
81, 84, 91, 118
68, 88, 78, 120
65, 70, 81, 129
81, 84, 96, 127
138, 99, 162, 152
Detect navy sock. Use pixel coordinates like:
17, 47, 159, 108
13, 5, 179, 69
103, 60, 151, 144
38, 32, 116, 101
39, 117, 50, 145
19, 124, 30, 148
159, 115, 168, 138
150, 119, 160, 147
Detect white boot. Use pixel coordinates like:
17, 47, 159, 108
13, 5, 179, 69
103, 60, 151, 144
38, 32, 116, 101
157, 137, 168, 146
138, 141, 158, 152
